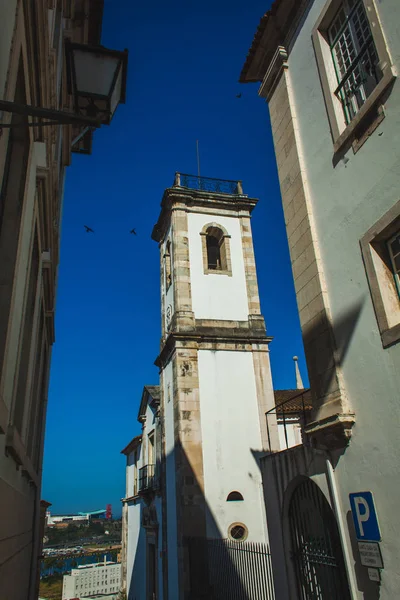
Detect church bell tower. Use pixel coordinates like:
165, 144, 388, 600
152, 173, 276, 600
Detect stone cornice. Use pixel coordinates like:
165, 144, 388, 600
155, 326, 273, 369
152, 187, 258, 244
259, 46, 288, 101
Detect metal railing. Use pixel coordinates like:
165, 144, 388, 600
138, 464, 156, 492
188, 537, 275, 599
266, 391, 312, 452
174, 172, 243, 195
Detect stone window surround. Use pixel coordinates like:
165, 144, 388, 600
360, 199, 400, 348
312, 0, 395, 154
200, 222, 232, 276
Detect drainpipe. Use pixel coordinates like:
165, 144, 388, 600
325, 457, 358, 599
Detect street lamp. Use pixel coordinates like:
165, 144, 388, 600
66, 42, 128, 125
0, 42, 128, 128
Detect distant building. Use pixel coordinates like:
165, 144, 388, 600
240, 0, 400, 597
46, 509, 107, 526
120, 386, 161, 600
62, 559, 121, 600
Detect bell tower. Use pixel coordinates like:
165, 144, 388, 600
152, 173, 277, 600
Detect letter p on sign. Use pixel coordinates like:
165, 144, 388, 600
353, 497, 370, 536
349, 492, 381, 542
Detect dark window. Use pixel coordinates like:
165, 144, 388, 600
227, 491, 244, 502
26, 308, 44, 457
228, 523, 247, 541
388, 231, 400, 298
207, 235, 221, 270
165, 241, 172, 289
14, 232, 40, 435
32, 344, 49, 470
0, 57, 30, 377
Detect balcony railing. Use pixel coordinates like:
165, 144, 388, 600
174, 172, 243, 195
266, 390, 313, 452
138, 464, 157, 493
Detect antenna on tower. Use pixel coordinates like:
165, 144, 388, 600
196, 140, 201, 177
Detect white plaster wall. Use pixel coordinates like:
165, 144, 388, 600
187, 213, 249, 321
155, 496, 164, 600
287, 2, 400, 596
277, 421, 301, 450
198, 350, 268, 543
162, 362, 179, 599
126, 500, 146, 600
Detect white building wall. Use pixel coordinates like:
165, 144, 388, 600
62, 562, 121, 599
287, 1, 400, 596
154, 495, 164, 599
187, 213, 249, 321
162, 362, 179, 599
126, 500, 146, 600
198, 350, 268, 543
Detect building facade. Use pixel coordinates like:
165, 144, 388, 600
0, 2, 124, 598
153, 173, 276, 599
62, 559, 121, 600
121, 385, 163, 600
241, 0, 400, 598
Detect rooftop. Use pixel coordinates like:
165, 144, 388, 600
75, 561, 118, 570
274, 389, 312, 413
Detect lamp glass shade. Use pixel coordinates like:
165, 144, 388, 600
72, 48, 120, 98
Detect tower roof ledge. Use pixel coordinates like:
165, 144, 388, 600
152, 184, 259, 243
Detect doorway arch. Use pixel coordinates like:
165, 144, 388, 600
288, 478, 351, 600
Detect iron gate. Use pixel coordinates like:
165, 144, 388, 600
288, 478, 351, 600
188, 537, 275, 600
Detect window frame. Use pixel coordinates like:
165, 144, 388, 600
312, 0, 395, 154
360, 199, 400, 348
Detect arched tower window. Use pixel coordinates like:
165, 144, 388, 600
206, 234, 221, 270
227, 491, 244, 501
200, 223, 232, 276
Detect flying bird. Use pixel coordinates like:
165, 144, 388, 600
130, 228, 137, 235
84, 225, 94, 233
236, 93, 242, 98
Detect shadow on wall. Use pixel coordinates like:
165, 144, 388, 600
303, 296, 365, 421
127, 440, 275, 600
248, 297, 387, 600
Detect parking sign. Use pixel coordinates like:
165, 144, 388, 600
349, 491, 381, 542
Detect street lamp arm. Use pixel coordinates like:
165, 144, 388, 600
0, 99, 102, 128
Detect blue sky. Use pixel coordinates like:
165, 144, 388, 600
42, 0, 308, 516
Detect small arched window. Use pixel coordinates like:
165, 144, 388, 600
206, 234, 221, 270
164, 241, 172, 289
201, 223, 232, 276
227, 491, 244, 501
